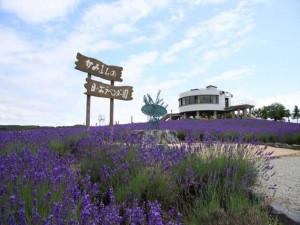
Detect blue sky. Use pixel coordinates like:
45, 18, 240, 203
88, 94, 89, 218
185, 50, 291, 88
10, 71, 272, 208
1, 0, 300, 126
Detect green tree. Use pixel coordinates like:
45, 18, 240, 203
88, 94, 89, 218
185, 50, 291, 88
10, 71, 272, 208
261, 106, 269, 119
293, 105, 299, 123
268, 103, 286, 121
285, 109, 291, 122
259, 103, 287, 121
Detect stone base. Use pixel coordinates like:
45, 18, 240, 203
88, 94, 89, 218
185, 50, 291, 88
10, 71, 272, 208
268, 203, 300, 225
134, 130, 180, 145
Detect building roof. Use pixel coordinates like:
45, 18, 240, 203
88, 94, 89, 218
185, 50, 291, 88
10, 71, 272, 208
206, 85, 217, 89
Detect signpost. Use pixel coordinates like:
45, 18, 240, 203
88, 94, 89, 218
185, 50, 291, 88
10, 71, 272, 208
86, 73, 91, 129
75, 53, 133, 131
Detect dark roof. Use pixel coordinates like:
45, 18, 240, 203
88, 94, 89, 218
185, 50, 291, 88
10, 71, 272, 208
206, 85, 217, 89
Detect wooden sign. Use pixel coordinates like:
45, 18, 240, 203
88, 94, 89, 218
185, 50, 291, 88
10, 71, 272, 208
75, 53, 123, 82
75, 53, 133, 131
84, 78, 133, 101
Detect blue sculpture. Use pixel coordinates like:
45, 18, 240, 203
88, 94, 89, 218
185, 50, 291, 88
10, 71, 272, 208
141, 90, 168, 129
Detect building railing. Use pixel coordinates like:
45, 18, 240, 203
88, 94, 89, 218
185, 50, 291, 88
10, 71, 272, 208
230, 100, 255, 107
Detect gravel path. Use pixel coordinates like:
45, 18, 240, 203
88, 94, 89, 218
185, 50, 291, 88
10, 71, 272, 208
258, 156, 300, 212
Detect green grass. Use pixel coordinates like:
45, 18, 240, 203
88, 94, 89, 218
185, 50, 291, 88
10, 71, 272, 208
1, 177, 70, 223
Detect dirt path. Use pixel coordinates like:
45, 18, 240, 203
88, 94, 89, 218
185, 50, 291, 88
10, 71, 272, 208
263, 146, 300, 158
257, 146, 300, 213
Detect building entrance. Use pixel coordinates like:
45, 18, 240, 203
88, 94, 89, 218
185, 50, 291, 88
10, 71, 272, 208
225, 98, 229, 108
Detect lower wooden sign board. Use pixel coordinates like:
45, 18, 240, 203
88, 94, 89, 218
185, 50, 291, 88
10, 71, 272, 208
84, 78, 133, 101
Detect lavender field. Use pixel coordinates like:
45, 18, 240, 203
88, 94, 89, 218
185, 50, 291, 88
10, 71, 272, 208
1, 119, 298, 224
121, 119, 300, 144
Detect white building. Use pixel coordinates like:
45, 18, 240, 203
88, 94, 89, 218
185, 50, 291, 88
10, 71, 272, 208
179, 85, 233, 119
161, 85, 255, 121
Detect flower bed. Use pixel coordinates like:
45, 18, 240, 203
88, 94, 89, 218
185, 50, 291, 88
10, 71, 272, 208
0, 119, 288, 224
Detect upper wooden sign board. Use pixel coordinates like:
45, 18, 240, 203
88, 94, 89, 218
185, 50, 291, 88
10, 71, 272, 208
75, 53, 123, 82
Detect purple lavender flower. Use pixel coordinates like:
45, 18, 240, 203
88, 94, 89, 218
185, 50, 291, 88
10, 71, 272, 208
80, 195, 92, 222
124, 199, 146, 224
9, 195, 15, 209
32, 207, 40, 224
148, 200, 163, 225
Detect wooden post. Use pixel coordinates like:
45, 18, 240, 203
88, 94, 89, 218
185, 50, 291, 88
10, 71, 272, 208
76, 53, 133, 132
86, 73, 91, 131
109, 80, 114, 131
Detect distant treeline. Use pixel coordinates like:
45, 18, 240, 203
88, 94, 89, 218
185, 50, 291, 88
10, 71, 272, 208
0, 125, 85, 131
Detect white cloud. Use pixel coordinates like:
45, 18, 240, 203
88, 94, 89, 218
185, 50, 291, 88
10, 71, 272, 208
1, 0, 79, 23
0, 26, 36, 68
121, 51, 159, 83
183, 0, 226, 5
129, 22, 171, 44
255, 91, 300, 111
130, 36, 149, 44
79, 0, 170, 34
161, 38, 194, 63
236, 23, 255, 36
202, 50, 220, 62
86, 40, 122, 53
0, 68, 86, 126
0, 30, 86, 126
111, 23, 137, 35
169, 10, 185, 22
203, 11, 240, 38
153, 79, 186, 93
207, 66, 255, 83
151, 22, 171, 41
202, 40, 247, 63
161, 52, 178, 64
187, 7, 252, 42
0, 92, 72, 126
160, 2, 255, 72
0, 27, 32, 54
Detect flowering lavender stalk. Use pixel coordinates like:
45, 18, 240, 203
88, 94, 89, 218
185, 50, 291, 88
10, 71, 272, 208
148, 200, 163, 225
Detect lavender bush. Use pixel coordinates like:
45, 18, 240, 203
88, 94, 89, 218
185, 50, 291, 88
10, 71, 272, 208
0, 119, 283, 224
119, 119, 300, 144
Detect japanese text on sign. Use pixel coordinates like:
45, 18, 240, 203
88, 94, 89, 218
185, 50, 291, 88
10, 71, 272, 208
84, 78, 133, 101
75, 53, 123, 82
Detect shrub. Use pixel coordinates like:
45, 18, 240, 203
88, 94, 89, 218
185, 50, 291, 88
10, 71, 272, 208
49, 139, 68, 156
0, 125, 278, 224
177, 130, 186, 141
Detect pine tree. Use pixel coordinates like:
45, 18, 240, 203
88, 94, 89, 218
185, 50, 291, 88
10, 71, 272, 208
293, 105, 299, 123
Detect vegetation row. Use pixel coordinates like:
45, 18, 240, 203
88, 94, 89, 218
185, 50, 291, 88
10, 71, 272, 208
0, 119, 287, 224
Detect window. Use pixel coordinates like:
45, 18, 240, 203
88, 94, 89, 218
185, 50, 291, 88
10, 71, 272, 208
179, 95, 219, 106
212, 95, 219, 104
197, 95, 219, 104
198, 96, 203, 103
185, 97, 189, 105
203, 95, 210, 103
189, 96, 196, 104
